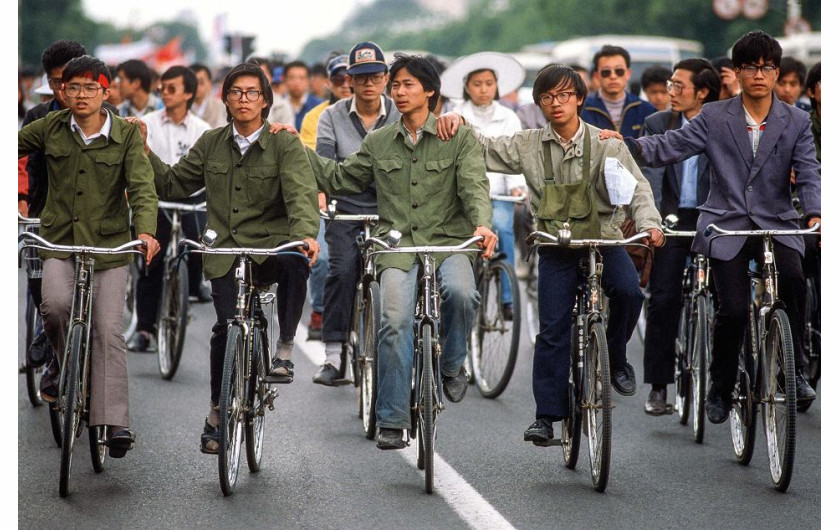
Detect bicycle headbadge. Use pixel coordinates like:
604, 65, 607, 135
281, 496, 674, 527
663, 214, 679, 230
201, 228, 218, 247
385, 229, 402, 248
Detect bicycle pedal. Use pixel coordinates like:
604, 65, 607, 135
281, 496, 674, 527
334, 378, 353, 386
533, 439, 562, 447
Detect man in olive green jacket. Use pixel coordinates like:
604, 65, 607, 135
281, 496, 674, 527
18, 55, 159, 457
306, 55, 497, 450
144, 63, 320, 455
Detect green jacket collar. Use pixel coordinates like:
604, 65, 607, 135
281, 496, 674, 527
393, 111, 437, 141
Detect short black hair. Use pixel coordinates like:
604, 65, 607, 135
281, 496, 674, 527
389, 54, 441, 112
117, 59, 153, 92
285, 60, 310, 76
641, 65, 670, 89
779, 56, 806, 86
41, 40, 87, 73
311, 63, 327, 77
592, 45, 631, 71
532, 64, 587, 113
731, 30, 782, 69
710, 56, 734, 73
805, 61, 820, 109
222, 62, 273, 121
61, 55, 111, 86
673, 58, 721, 104
462, 68, 499, 101
189, 62, 212, 80
161, 66, 198, 110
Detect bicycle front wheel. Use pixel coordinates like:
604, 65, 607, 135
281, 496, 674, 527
245, 327, 267, 473
418, 322, 436, 494
731, 316, 757, 465
470, 260, 520, 399
690, 295, 710, 443
59, 324, 85, 497
674, 297, 691, 425
800, 275, 820, 411
89, 425, 107, 473
157, 260, 189, 380
24, 293, 43, 406
218, 325, 245, 496
762, 309, 797, 492
562, 321, 582, 469
360, 281, 380, 440
583, 320, 611, 492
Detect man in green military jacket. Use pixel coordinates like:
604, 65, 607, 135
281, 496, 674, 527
142, 62, 320, 455
306, 54, 497, 450
18, 55, 160, 458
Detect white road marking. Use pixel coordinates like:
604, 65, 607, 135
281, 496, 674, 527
295, 324, 515, 530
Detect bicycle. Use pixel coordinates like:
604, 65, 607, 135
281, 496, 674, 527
662, 214, 713, 443
525, 228, 651, 493
468, 194, 523, 399
369, 233, 483, 494
18, 231, 147, 497
705, 222, 820, 492
156, 200, 206, 380
321, 205, 382, 439
179, 233, 309, 496
18, 213, 45, 407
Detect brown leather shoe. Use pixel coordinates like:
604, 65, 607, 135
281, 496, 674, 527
644, 387, 668, 416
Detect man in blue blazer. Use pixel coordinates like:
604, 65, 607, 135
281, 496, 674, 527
623, 31, 821, 423
640, 58, 719, 415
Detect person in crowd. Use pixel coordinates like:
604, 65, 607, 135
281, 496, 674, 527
249, 57, 295, 125
310, 61, 330, 100
711, 56, 741, 100
641, 65, 671, 112
190, 63, 228, 128
116, 58, 162, 117
775, 56, 810, 111
285, 60, 325, 130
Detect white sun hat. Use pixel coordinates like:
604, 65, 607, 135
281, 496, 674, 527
440, 51, 526, 100
34, 73, 53, 96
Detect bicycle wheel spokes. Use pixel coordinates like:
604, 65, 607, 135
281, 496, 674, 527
158, 262, 189, 380
246, 328, 267, 473
59, 324, 85, 497
674, 300, 691, 425
24, 294, 44, 406
690, 296, 709, 443
763, 310, 797, 492
562, 331, 582, 469
420, 323, 436, 494
219, 326, 245, 496
361, 281, 380, 440
583, 321, 611, 492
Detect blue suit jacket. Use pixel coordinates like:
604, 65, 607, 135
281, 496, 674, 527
630, 94, 820, 260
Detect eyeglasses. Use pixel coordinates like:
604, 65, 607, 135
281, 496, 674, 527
352, 73, 385, 85
226, 88, 263, 102
599, 68, 626, 78
739, 64, 777, 77
48, 77, 63, 89
666, 80, 694, 95
330, 74, 351, 85
160, 84, 183, 94
539, 91, 576, 106
64, 83, 104, 97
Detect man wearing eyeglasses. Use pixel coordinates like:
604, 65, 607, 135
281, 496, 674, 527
310, 41, 401, 386
141, 62, 320, 455
581, 45, 656, 139
125, 66, 212, 353
620, 30, 821, 423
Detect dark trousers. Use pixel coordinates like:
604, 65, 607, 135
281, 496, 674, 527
709, 239, 806, 394
643, 210, 697, 385
208, 253, 309, 404
533, 246, 644, 420
322, 208, 368, 344
136, 208, 206, 333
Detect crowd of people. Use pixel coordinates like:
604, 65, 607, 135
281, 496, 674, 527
18, 29, 820, 464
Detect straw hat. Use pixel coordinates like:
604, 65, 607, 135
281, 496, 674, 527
440, 52, 525, 99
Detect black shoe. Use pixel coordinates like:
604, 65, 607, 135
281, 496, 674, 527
611, 363, 637, 396
195, 283, 213, 303
200, 419, 220, 455
39, 358, 60, 403
524, 419, 554, 444
377, 428, 407, 450
644, 387, 668, 416
502, 303, 514, 321
442, 367, 469, 403
106, 428, 135, 458
312, 363, 341, 386
706, 383, 731, 424
27, 330, 52, 368
795, 373, 817, 402
265, 358, 294, 384
126, 330, 154, 353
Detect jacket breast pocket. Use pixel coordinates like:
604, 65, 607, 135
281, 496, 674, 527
423, 158, 453, 195
374, 158, 404, 195
246, 166, 279, 204
100, 216, 129, 236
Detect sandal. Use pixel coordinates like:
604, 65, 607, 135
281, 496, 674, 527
265, 358, 294, 384
200, 419, 221, 455
106, 428, 136, 458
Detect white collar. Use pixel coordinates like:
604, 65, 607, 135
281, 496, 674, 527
232, 122, 263, 144
70, 110, 112, 145
350, 95, 386, 119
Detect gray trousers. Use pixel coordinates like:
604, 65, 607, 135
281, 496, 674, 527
41, 258, 129, 428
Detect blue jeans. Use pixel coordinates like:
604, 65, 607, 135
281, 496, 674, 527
308, 218, 329, 313
376, 254, 479, 429
492, 200, 515, 305
533, 247, 643, 420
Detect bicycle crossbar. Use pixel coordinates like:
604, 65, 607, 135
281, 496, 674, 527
158, 200, 207, 212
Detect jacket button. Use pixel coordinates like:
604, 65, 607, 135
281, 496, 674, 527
411, 180, 418, 186
235, 185, 242, 191
76, 191, 83, 196
232, 229, 237, 234
412, 157, 418, 163
412, 225, 418, 231
79, 169, 85, 174
236, 163, 242, 168
73, 216, 79, 222
747, 185, 753, 192
412, 202, 418, 209
233, 208, 239, 213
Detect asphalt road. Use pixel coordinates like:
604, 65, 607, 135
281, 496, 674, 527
18, 269, 821, 528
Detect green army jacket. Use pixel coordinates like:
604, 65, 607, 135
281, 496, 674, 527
475, 121, 662, 239
18, 109, 158, 270
150, 122, 320, 280
307, 112, 492, 272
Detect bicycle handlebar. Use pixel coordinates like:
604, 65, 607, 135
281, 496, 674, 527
18, 231, 146, 256
177, 238, 310, 257
526, 230, 651, 248
489, 194, 527, 203
320, 211, 380, 223
703, 223, 820, 238
368, 235, 484, 255
158, 200, 207, 213
18, 213, 40, 226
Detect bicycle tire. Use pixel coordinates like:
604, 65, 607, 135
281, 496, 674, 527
562, 320, 582, 469
24, 294, 44, 406
157, 260, 189, 380
123, 258, 140, 340
89, 425, 107, 473
361, 281, 380, 440
245, 327, 267, 473
218, 325, 245, 496
800, 276, 820, 411
691, 295, 709, 444
674, 299, 691, 425
731, 313, 757, 465
470, 260, 520, 399
421, 322, 436, 494
59, 324, 85, 497
763, 309, 797, 492
584, 320, 611, 492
